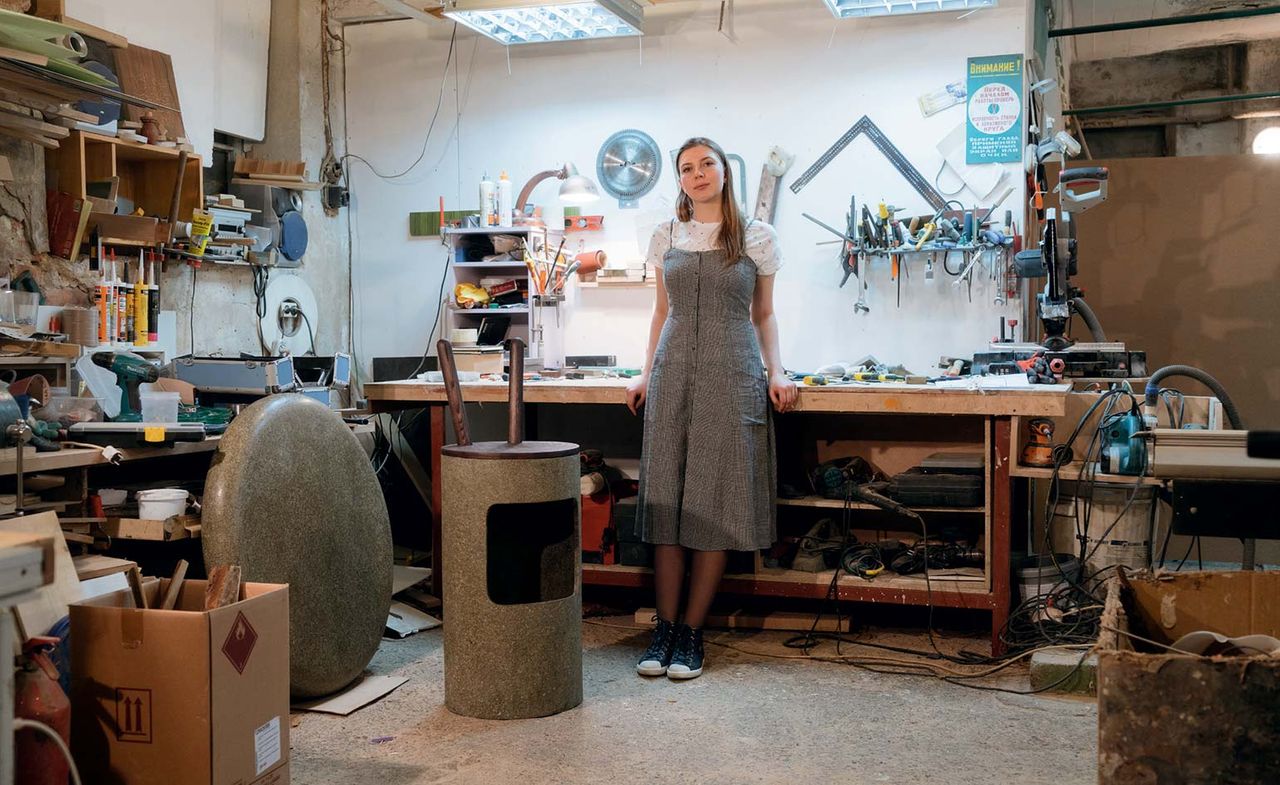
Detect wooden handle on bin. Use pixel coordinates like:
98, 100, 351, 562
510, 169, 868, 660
436, 339, 471, 447
506, 337, 525, 446
166, 150, 189, 244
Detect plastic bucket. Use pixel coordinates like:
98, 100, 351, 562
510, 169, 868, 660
137, 488, 189, 520
1017, 553, 1080, 602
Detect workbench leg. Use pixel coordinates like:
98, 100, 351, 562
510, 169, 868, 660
991, 416, 1013, 656
430, 403, 445, 599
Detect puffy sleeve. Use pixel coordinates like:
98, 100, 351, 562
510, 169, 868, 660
646, 222, 673, 270
747, 221, 782, 275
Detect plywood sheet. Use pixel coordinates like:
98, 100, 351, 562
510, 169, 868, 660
1067, 154, 1280, 427
113, 42, 183, 140
0, 511, 80, 638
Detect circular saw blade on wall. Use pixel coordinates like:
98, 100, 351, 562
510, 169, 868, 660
597, 129, 661, 209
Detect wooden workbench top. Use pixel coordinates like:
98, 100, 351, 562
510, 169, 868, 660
363, 378, 1070, 417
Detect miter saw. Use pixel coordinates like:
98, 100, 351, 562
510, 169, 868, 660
973, 125, 1146, 379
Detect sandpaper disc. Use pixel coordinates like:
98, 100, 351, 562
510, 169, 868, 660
202, 394, 392, 698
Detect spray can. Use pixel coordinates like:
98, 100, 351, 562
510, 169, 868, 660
134, 253, 149, 347
479, 172, 497, 226
498, 171, 513, 228
147, 254, 160, 343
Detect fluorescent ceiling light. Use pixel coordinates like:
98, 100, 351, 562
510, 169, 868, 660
443, 0, 643, 45
823, 0, 997, 19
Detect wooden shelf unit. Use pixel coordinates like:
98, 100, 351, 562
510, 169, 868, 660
48, 130, 203, 238
442, 225, 550, 361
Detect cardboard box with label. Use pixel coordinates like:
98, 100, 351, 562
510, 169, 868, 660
70, 580, 290, 785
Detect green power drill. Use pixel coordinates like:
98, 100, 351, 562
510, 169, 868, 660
92, 352, 159, 419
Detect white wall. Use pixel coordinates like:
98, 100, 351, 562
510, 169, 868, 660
68, 0, 216, 160
344, 0, 1028, 379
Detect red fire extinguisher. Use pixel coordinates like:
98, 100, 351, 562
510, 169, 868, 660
15, 636, 71, 785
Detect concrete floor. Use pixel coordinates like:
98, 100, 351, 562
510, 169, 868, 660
291, 618, 1097, 785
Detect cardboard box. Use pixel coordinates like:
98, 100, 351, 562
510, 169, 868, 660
1097, 571, 1280, 784
70, 580, 290, 785
103, 515, 201, 542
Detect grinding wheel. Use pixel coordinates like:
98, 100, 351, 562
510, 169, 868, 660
202, 394, 392, 698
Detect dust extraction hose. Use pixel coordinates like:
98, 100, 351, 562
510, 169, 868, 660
1069, 297, 1107, 342
1143, 365, 1243, 430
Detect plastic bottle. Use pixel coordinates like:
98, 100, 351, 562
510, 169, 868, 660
497, 171, 513, 228
479, 172, 496, 226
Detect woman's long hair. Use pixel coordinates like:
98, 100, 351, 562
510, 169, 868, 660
675, 137, 746, 265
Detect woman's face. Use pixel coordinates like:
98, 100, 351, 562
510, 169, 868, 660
678, 145, 725, 206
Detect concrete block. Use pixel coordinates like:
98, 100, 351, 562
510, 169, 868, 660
1030, 649, 1097, 695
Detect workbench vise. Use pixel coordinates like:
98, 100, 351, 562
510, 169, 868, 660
92, 351, 159, 419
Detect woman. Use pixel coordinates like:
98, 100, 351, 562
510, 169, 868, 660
625, 137, 797, 680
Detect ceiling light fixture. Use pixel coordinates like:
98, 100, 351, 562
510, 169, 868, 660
822, 0, 997, 19
1252, 126, 1280, 155
443, 0, 643, 45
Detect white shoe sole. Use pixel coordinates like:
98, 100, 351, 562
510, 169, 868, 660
636, 662, 668, 677
667, 666, 702, 680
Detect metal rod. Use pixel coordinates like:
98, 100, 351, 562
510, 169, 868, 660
1065, 90, 1280, 117
506, 337, 525, 446
1049, 6, 1280, 37
435, 339, 471, 447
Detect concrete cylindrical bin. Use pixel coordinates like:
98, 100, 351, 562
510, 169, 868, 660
439, 338, 582, 719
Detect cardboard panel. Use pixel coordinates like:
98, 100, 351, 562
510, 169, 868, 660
1066, 154, 1280, 427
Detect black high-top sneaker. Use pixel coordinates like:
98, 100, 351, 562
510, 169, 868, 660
636, 617, 678, 676
667, 625, 704, 680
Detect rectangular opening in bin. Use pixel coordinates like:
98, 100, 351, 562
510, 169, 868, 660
487, 498, 577, 605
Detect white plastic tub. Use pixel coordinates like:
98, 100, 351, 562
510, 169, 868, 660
139, 390, 180, 423
136, 488, 189, 520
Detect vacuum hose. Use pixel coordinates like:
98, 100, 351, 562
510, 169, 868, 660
1143, 365, 1243, 430
1069, 297, 1107, 342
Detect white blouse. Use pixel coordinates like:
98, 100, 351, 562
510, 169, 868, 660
645, 219, 783, 276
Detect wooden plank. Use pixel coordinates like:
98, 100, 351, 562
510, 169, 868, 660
62, 16, 127, 49
125, 565, 147, 608
157, 558, 188, 610
72, 554, 135, 581
0, 108, 70, 137
30, 0, 64, 20
0, 125, 58, 148
634, 607, 851, 633
112, 43, 184, 140
0, 335, 82, 357
0, 512, 76, 638
204, 564, 241, 610
0, 45, 47, 66
230, 176, 322, 191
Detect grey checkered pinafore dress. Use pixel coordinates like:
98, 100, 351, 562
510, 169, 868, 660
636, 220, 777, 551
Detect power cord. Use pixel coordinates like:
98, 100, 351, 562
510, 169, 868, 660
15, 718, 83, 785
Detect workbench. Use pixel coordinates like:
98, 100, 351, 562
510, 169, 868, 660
364, 378, 1070, 653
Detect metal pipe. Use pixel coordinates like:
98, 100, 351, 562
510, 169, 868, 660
436, 339, 471, 446
1065, 90, 1280, 117
1049, 6, 1280, 37
506, 337, 525, 446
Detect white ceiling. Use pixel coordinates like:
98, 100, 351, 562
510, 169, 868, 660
1063, 0, 1280, 62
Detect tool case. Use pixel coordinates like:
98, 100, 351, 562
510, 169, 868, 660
888, 468, 984, 508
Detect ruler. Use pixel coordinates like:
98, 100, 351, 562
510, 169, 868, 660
789, 115, 949, 212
